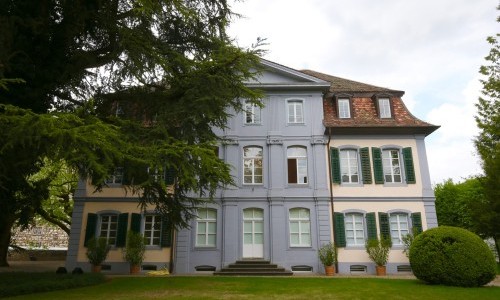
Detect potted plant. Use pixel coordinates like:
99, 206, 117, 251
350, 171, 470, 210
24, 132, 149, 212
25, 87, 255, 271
123, 231, 146, 274
318, 242, 337, 276
365, 237, 392, 276
86, 237, 111, 273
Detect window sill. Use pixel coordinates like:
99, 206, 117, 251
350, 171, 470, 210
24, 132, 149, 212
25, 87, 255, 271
287, 122, 305, 126
194, 246, 218, 251
287, 184, 309, 188
244, 123, 262, 126
340, 183, 363, 187
383, 183, 408, 187
145, 245, 162, 250
344, 246, 366, 250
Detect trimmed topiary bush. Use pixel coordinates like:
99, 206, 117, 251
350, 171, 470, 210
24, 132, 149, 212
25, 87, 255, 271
409, 226, 496, 287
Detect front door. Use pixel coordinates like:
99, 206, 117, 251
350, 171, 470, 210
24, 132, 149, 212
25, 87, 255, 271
243, 208, 264, 258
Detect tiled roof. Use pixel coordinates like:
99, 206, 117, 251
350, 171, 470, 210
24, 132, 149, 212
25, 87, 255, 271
300, 69, 439, 136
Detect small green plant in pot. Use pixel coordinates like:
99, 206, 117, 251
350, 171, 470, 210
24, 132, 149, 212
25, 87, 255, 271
123, 231, 146, 274
318, 242, 337, 276
86, 237, 111, 272
365, 237, 392, 276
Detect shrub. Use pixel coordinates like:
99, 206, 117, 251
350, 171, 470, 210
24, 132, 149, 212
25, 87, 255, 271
86, 237, 110, 266
123, 231, 146, 266
318, 242, 337, 266
365, 237, 392, 266
409, 226, 496, 287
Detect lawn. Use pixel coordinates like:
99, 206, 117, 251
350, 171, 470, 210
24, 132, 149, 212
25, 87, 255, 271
4, 276, 500, 300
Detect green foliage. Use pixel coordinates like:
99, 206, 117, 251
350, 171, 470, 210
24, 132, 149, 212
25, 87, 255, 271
0, 272, 105, 298
86, 237, 111, 266
318, 242, 337, 266
409, 226, 496, 287
474, 11, 500, 258
123, 231, 146, 265
365, 238, 392, 266
402, 228, 421, 258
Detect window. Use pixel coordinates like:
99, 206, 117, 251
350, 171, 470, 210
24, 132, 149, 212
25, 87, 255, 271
378, 98, 391, 118
196, 208, 217, 247
143, 215, 161, 246
99, 214, 118, 245
289, 208, 311, 247
287, 100, 304, 123
243, 146, 263, 184
287, 147, 307, 184
389, 213, 409, 245
244, 100, 261, 124
382, 149, 402, 183
340, 149, 359, 183
106, 167, 123, 184
345, 213, 365, 246
338, 98, 351, 118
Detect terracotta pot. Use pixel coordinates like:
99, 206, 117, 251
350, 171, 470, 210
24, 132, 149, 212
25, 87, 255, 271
376, 265, 386, 276
91, 265, 102, 273
324, 265, 335, 276
130, 264, 141, 274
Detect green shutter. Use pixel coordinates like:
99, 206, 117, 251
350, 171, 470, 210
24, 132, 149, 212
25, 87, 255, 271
131, 213, 142, 233
160, 218, 172, 247
402, 147, 416, 184
165, 167, 176, 185
371, 147, 384, 184
116, 213, 129, 247
360, 147, 372, 184
378, 212, 390, 240
365, 212, 377, 240
330, 147, 341, 184
411, 212, 423, 234
333, 212, 346, 247
84, 213, 97, 247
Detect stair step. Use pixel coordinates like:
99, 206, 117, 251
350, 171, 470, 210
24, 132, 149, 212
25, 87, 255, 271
227, 264, 279, 269
234, 260, 271, 264
219, 268, 288, 272
213, 259, 293, 276
214, 271, 293, 276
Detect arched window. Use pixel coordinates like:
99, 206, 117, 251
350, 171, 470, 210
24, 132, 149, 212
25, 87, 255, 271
389, 213, 409, 245
243, 146, 263, 184
289, 208, 311, 247
287, 147, 307, 184
344, 213, 365, 246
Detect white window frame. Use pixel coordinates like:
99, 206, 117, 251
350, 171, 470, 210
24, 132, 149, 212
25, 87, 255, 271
99, 214, 118, 245
382, 149, 402, 183
289, 208, 311, 247
344, 213, 365, 246
287, 147, 308, 184
287, 100, 304, 124
244, 100, 261, 124
106, 167, 123, 184
143, 215, 161, 246
389, 213, 409, 245
338, 98, 351, 118
196, 208, 217, 247
340, 149, 360, 183
378, 98, 391, 118
243, 146, 263, 184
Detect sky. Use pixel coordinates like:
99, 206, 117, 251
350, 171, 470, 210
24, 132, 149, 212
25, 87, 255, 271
227, 0, 499, 185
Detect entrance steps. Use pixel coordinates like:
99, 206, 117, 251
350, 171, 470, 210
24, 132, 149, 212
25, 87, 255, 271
213, 260, 293, 276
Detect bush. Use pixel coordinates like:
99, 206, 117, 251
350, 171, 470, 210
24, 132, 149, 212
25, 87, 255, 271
365, 237, 392, 266
409, 226, 496, 287
318, 242, 337, 266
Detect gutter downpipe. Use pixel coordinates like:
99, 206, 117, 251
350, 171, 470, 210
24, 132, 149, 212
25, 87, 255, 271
326, 126, 337, 272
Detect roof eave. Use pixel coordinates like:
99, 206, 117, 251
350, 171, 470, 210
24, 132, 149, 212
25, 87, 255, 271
324, 125, 440, 137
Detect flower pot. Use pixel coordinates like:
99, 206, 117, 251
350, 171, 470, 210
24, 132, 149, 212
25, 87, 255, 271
130, 264, 141, 274
376, 265, 386, 276
91, 265, 102, 273
324, 265, 335, 276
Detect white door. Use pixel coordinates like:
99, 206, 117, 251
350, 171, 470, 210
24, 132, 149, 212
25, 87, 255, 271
243, 208, 264, 258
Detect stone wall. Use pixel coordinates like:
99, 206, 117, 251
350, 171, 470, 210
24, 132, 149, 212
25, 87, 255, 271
11, 225, 68, 249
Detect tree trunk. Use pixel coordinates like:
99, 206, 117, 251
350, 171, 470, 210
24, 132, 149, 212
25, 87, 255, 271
0, 216, 15, 267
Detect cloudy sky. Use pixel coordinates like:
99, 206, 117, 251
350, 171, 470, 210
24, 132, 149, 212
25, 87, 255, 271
228, 0, 498, 184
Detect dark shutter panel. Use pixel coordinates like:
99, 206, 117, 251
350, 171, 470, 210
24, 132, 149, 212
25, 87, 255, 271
360, 147, 372, 184
378, 212, 390, 240
116, 213, 129, 247
160, 218, 172, 247
411, 212, 423, 234
84, 213, 97, 247
123, 160, 149, 185
287, 159, 297, 183
131, 213, 142, 233
330, 147, 341, 184
372, 147, 384, 184
165, 167, 176, 185
365, 212, 377, 240
333, 212, 346, 247
402, 147, 416, 184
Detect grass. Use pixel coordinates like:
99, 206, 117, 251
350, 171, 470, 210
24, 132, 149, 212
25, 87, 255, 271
3, 276, 499, 300
0, 272, 105, 298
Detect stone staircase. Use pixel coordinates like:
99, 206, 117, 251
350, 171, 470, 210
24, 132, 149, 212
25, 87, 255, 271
213, 260, 293, 276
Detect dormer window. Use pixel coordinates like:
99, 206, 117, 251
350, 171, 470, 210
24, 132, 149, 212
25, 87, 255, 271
337, 98, 351, 119
378, 98, 391, 118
